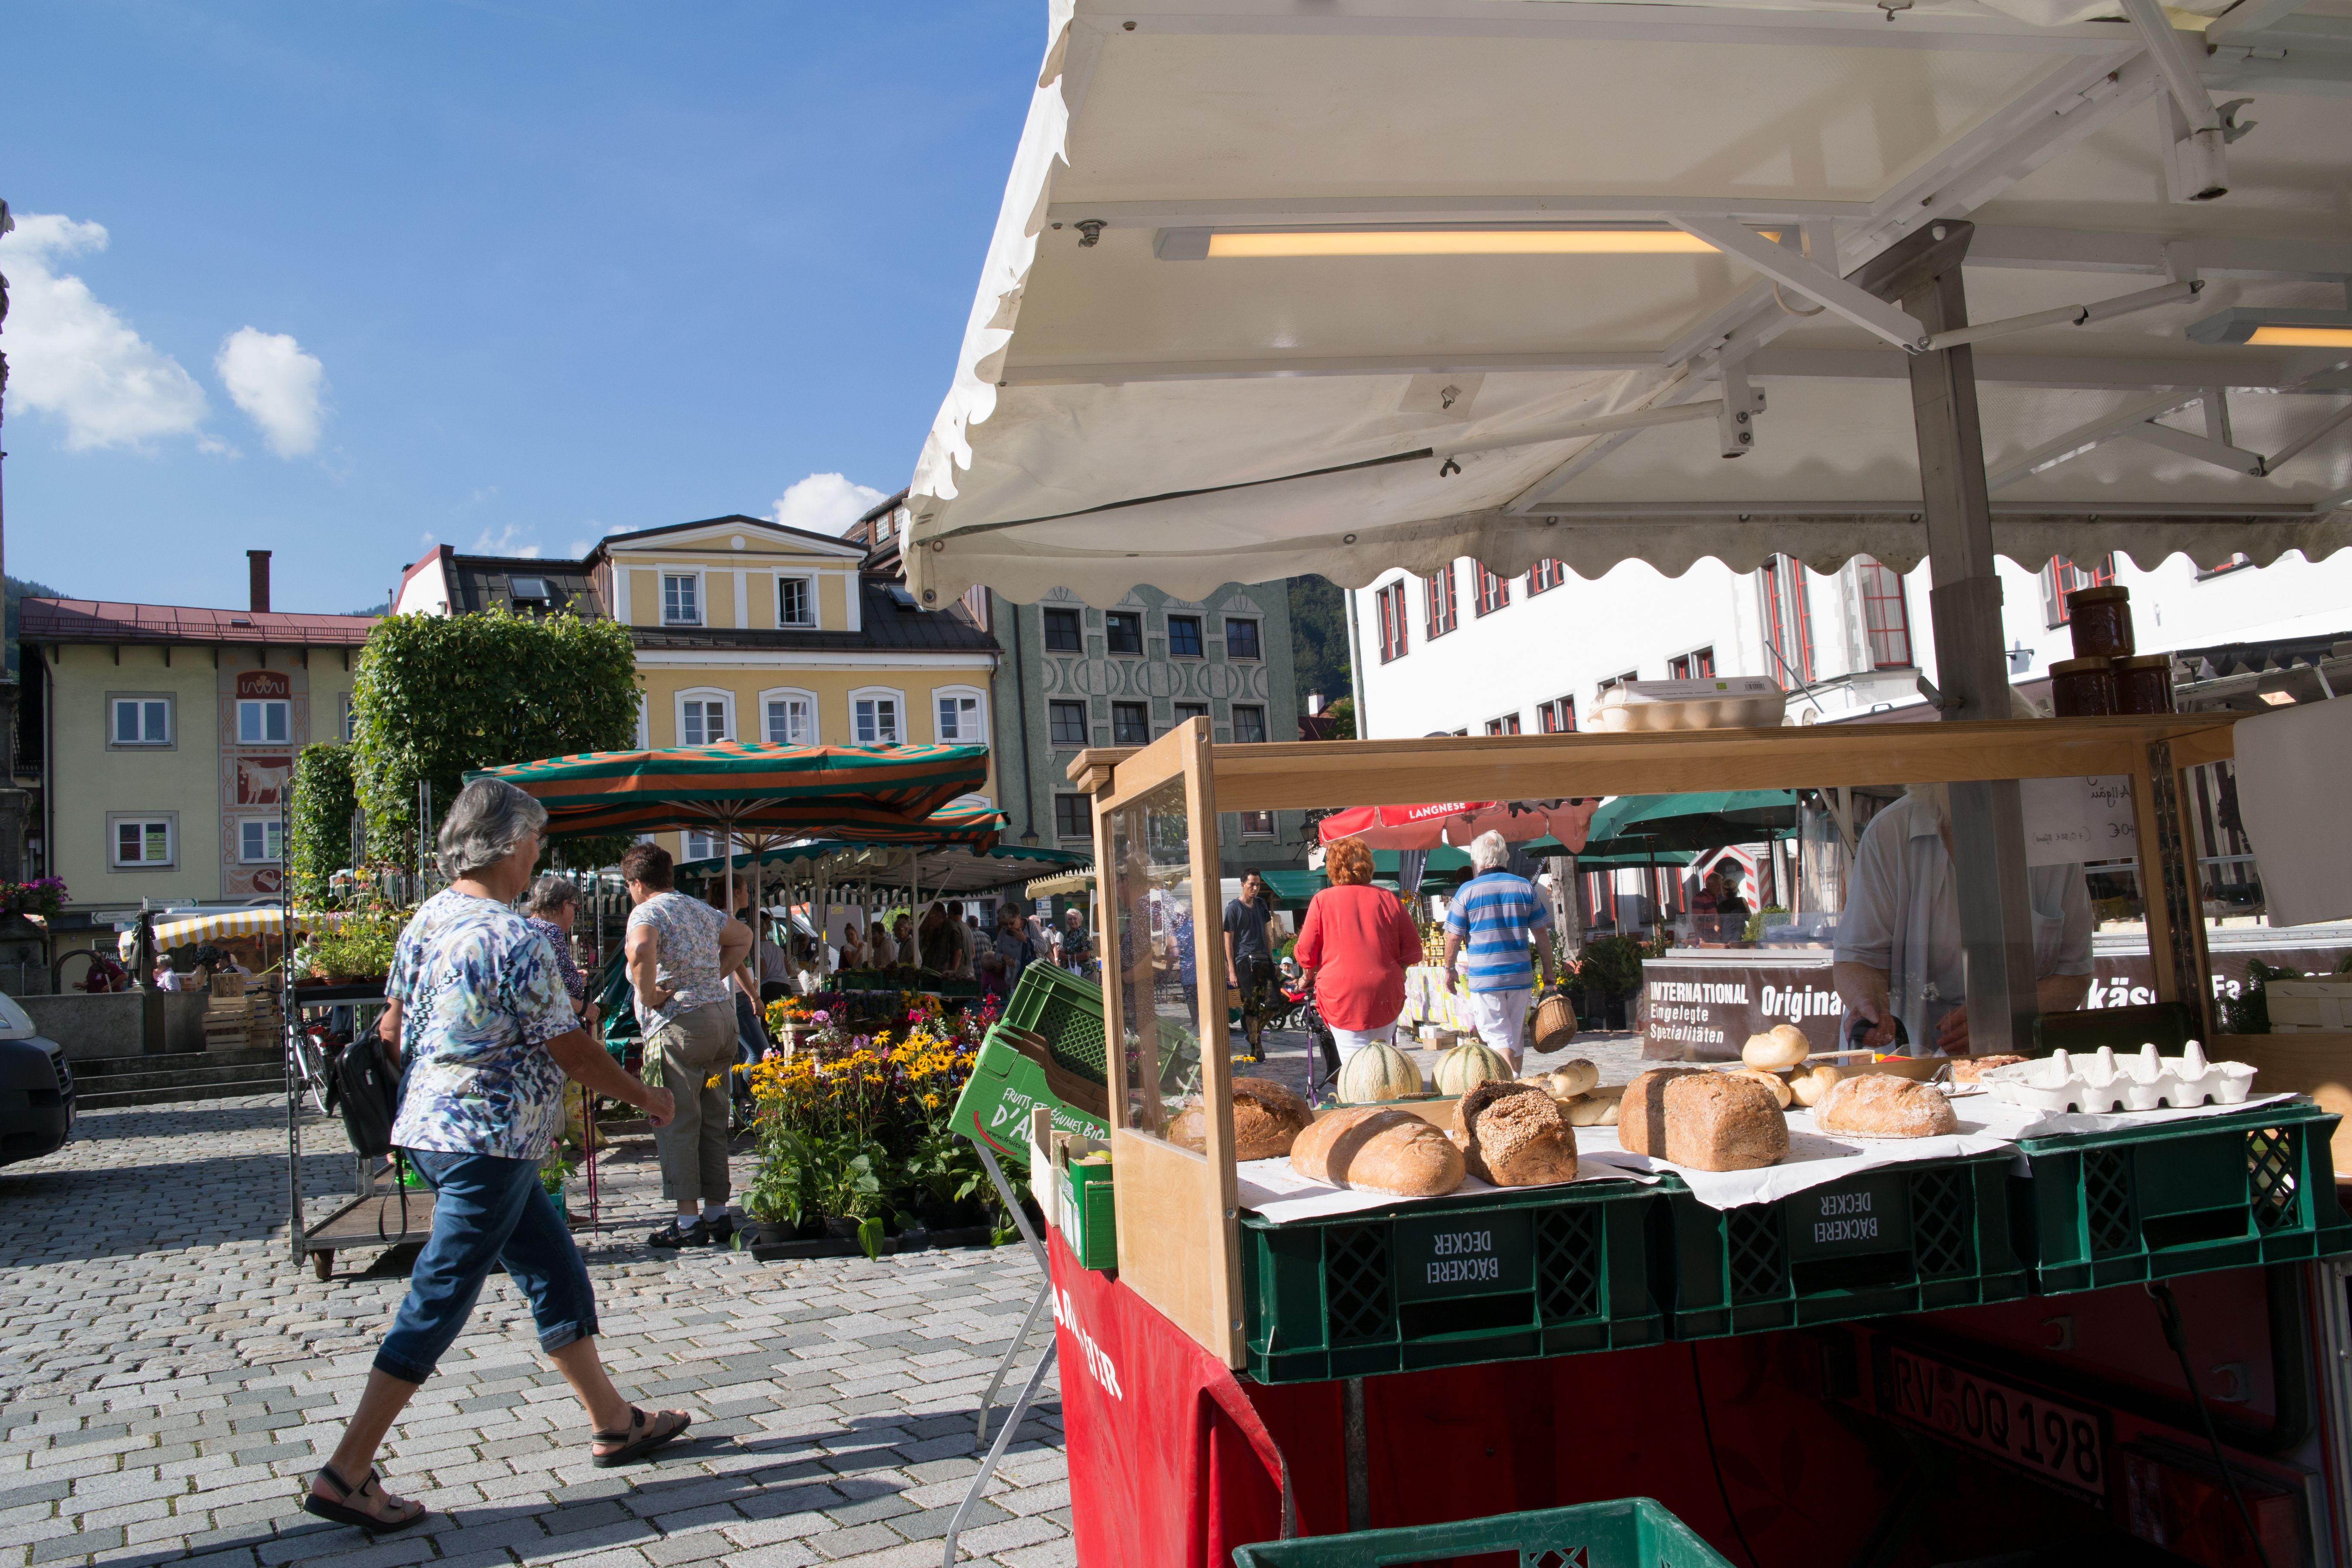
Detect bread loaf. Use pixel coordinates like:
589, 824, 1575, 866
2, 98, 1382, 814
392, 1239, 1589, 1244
1289, 1106, 1465, 1197
1815, 1073, 1959, 1138
1562, 1088, 1622, 1127
1660, 1073, 1788, 1171
1619, 1067, 1708, 1157
1948, 1054, 2027, 1084
1451, 1081, 1578, 1187
1788, 1064, 1842, 1107
1729, 1067, 1794, 1109
1741, 1024, 1811, 1071
1167, 1076, 1315, 1160
1539, 1060, 1599, 1099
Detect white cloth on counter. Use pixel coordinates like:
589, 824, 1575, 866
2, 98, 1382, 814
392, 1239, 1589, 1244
1236, 1155, 1657, 1225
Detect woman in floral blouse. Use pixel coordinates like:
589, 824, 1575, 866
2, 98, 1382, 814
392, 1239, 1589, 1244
524, 875, 596, 1026
301, 779, 685, 1535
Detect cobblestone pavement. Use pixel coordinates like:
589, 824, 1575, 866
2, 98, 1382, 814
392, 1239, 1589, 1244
0, 1024, 1645, 1568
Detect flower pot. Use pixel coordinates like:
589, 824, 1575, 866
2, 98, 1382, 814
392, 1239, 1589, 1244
742, 1219, 800, 1247
821, 1216, 862, 1240
916, 1197, 989, 1231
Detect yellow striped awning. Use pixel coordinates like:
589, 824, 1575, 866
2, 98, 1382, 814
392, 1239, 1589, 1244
118, 908, 350, 960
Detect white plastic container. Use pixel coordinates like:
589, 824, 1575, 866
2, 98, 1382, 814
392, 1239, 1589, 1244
1978, 1042, 2256, 1114
1593, 678, 1786, 733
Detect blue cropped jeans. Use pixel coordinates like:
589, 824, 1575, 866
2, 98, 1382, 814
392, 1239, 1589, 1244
374, 1148, 598, 1385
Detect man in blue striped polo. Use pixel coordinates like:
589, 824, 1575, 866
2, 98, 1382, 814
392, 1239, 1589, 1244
1441, 830, 1557, 1072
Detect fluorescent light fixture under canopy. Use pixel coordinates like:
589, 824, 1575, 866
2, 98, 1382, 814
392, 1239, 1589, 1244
1153, 223, 1752, 260
2186, 307, 2352, 349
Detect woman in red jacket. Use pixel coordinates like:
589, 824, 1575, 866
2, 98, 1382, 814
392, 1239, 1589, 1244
1294, 836, 1425, 1075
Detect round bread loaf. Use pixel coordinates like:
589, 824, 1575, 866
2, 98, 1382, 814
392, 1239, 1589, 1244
1742, 1024, 1811, 1071
1660, 1072, 1788, 1171
1167, 1076, 1315, 1160
1289, 1106, 1465, 1197
1728, 1067, 1793, 1109
1816, 1073, 1959, 1138
1788, 1064, 1843, 1107
1451, 1081, 1578, 1187
1948, 1054, 2027, 1083
1540, 1060, 1599, 1099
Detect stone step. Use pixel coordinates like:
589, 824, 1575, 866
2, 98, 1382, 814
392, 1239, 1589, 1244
78, 1077, 282, 1109
69, 1046, 282, 1079
70, 1050, 286, 1109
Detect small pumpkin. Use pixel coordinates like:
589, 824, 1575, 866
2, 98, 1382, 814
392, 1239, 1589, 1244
1336, 1040, 1425, 1103
1434, 1039, 1513, 1097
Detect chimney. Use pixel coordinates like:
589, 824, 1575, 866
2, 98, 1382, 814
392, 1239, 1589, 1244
248, 551, 272, 614
1306, 692, 1323, 716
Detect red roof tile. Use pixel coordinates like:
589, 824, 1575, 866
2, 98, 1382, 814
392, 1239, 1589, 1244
21, 598, 378, 647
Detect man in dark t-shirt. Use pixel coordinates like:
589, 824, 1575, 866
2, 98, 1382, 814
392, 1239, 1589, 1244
1223, 870, 1276, 1061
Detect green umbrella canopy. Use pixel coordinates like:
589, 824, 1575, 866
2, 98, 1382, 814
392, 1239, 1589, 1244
1580, 790, 1797, 856
474, 741, 991, 841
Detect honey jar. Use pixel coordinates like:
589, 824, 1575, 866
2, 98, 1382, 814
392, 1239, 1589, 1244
2067, 584, 2134, 659
2049, 656, 2119, 717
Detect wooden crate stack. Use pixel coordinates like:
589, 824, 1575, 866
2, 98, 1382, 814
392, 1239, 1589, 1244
203, 974, 282, 1051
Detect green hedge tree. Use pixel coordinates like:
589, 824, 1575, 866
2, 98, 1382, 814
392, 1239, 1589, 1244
352, 609, 641, 870
286, 742, 361, 905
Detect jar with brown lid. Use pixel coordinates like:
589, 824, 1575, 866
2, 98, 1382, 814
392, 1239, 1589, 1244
2112, 653, 2174, 714
2049, 656, 2119, 717
2067, 584, 2134, 658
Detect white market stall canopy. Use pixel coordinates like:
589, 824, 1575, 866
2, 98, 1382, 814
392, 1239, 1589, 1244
903, 0, 2352, 608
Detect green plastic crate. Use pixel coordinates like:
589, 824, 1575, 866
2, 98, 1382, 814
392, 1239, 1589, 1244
2015, 1101, 2352, 1294
1059, 1155, 1118, 1271
1000, 963, 1109, 1083
1238, 1177, 1666, 1384
1230, 1496, 1733, 1568
947, 1022, 1108, 1169
1665, 1154, 2027, 1338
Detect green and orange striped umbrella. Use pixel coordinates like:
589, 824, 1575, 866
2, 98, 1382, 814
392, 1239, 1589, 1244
472, 741, 990, 841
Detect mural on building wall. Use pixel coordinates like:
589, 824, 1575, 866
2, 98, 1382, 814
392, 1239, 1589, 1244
217, 663, 308, 897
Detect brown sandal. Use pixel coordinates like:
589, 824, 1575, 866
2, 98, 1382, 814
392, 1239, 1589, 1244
302, 1464, 426, 1532
591, 1406, 691, 1467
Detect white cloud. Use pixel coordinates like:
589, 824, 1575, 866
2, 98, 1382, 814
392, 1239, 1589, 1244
567, 538, 591, 557
471, 525, 542, 558
216, 326, 326, 457
773, 472, 886, 537
0, 213, 210, 450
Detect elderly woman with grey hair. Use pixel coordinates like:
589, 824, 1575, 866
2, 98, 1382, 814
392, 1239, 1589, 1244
301, 778, 686, 1536
1440, 829, 1556, 1072
523, 874, 597, 1027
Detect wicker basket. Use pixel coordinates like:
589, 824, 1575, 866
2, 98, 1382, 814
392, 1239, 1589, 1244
1531, 993, 1579, 1052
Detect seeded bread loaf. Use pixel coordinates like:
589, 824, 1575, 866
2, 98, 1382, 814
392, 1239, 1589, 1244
1167, 1076, 1316, 1160
1451, 1081, 1578, 1187
1661, 1072, 1788, 1171
1619, 1067, 1709, 1157
1815, 1073, 1959, 1138
1289, 1105, 1466, 1197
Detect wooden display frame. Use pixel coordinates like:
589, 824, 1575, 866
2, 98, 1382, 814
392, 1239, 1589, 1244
1080, 713, 2255, 1369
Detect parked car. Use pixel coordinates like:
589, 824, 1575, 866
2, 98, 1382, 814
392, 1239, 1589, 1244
0, 992, 74, 1166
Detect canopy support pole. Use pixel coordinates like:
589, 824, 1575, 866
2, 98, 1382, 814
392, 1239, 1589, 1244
1862, 220, 2040, 1057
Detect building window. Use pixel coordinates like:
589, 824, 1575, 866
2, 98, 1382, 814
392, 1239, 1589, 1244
1049, 700, 1089, 746
238, 819, 285, 864
2196, 552, 2255, 582
110, 696, 172, 747
1054, 795, 1092, 840
1105, 611, 1144, 654
1375, 581, 1409, 663
1231, 704, 1268, 744
1239, 811, 1275, 839
340, 693, 357, 744
1473, 567, 1510, 617
1167, 615, 1204, 658
764, 694, 813, 746
853, 696, 902, 745
236, 698, 290, 745
777, 577, 814, 627
1484, 713, 1522, 735
1425, 567, 1459, 640
936, 690, 983, 742
2040, 554, 2117, 627
1537, 696, 1576, 733
1042, 607, 1084, 651
681, 696, 731, 747
1528, 559, 1566, 594
1758, 555, 1816, 689
1856, 558, 1914, 668
1224, 617, 1262, 660
1669, 648, 1717, 680
111, 815, 175, 868
1173, 702, 1209, 726
1112, 702, 1151, 745
1602, 671, 1637, 693
683, 830, 723, 863
662, 573, 701, 625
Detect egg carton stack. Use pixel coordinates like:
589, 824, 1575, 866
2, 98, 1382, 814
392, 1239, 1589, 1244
1978, 1043, 2255, 1114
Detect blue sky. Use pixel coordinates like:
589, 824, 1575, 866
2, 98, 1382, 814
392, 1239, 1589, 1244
1, 1, 1038, 614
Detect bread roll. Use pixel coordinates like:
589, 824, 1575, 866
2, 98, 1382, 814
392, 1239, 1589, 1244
1728, 1068, 1794, 1109
1540, 1060, 1599, 1099
1451, 1081, 1578, 1187
1788, 1064, 1842, 1107
1289, 1106, 1465, 1197
1816, 1073, 1959, 1138
1947, 1054, 2027, 1083
1742, 1024, 1811, 1071
1619, 1068, 1708, 1157
1167, 1076, 1315, 1160
1562, 1090, 1622, 1127
1660, 1073, 1788, 1171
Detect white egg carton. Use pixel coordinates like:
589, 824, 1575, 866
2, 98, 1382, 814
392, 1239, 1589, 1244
1978, 1042, 2255, 1114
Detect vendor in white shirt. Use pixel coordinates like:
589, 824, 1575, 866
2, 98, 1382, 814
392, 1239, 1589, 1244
1833, 781, 2094, 1056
